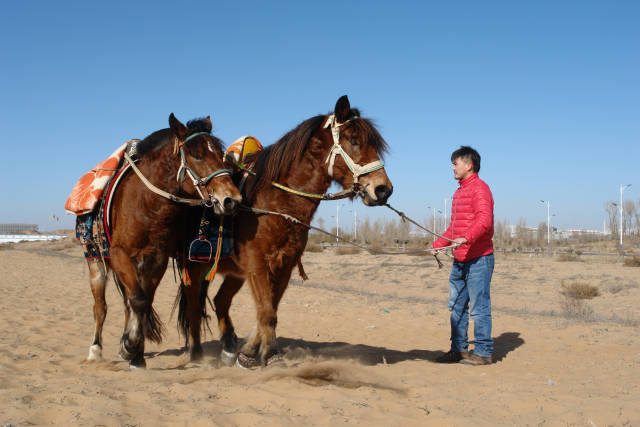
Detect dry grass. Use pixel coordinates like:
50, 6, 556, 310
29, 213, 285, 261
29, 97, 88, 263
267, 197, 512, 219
556, 253, 582, 262
560, 280, 600, 300
335, 246, 361, 255
408, 250, 431, 257
0, 243, 15, 250
560, 297, 595, 322
623, 256, 640, 267
46, 237, 79, 251
305, 242, 324, 253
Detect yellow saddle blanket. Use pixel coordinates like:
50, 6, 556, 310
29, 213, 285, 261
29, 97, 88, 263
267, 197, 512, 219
224, 135, 263, 168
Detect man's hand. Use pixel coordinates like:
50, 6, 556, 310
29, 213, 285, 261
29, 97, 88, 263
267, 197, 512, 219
452, 237, 467, 248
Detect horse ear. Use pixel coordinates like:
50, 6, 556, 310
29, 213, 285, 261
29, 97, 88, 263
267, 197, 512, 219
203, 115, 213, 133
334, 95, 351, 123
169, 113, 188, 139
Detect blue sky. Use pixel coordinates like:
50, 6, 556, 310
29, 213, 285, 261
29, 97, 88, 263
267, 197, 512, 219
1, 1, 638, 232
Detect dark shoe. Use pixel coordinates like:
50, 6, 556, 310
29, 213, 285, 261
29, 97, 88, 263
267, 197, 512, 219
459, 353, 492, 365
435, 350, 469, 363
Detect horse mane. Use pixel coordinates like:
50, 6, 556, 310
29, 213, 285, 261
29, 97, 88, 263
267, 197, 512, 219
135, 117, 223, 157
246, 110, 389, 201
246, 115, 326, 200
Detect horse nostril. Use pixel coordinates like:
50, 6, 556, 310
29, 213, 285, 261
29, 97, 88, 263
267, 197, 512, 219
374, 185, 392, 203
223, 197, 238, 213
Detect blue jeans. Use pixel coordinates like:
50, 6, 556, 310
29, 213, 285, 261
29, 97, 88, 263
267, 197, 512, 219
448, 253, 494, 357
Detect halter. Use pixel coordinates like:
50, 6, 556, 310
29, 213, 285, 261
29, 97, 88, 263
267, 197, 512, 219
176, 132, 232, 206
323, 114, 385, 181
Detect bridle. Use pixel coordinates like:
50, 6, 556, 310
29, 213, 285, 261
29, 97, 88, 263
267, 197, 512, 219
323, 114, 385, 183
175, 132, 232, 207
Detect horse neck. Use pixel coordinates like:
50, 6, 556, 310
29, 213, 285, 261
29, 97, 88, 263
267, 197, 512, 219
139, 139, 181, 195
255, 144, 332, 223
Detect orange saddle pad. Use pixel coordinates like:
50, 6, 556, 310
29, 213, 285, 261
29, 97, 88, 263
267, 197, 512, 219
65, 143, 128, 215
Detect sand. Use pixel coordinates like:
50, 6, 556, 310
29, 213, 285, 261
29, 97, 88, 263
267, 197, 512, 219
1, 238, 639, 426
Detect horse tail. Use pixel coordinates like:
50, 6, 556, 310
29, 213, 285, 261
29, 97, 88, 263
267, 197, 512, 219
199, 279, 213, 337
144, 306, 165, 344
111, 271, 125, 296
171, 272, 213, 346
172, 281, 190, 346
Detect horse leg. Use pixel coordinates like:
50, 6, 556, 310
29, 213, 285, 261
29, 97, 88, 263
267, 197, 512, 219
238, 272, 286, 368
113, 251, 163, 369
213, 275, 245, 366
87, 260, 108, 361
182, 268, 205, 361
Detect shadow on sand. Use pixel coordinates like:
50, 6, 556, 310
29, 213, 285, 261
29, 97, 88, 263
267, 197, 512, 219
278, 331, 524, 365
146, 331, 524, 366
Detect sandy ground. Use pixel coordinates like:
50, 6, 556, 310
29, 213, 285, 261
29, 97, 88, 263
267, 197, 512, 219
1, 238, 639, 426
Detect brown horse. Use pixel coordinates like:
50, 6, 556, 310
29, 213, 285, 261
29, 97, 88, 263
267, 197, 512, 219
177, 96, 393, 367
86, 114, 242, 369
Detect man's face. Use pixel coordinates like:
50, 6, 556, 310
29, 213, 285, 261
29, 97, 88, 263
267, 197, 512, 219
452, 157, 474, 181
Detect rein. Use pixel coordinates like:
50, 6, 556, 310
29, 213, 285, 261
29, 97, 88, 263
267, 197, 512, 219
240, 203, 456, 268
225, 153, 355, 200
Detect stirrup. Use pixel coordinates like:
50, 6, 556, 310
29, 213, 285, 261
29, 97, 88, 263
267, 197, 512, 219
188, 237, 213, 263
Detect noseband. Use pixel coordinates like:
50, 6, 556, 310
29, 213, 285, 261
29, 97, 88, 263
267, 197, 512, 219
323, 114, 385, 182
175, 132, 232, 206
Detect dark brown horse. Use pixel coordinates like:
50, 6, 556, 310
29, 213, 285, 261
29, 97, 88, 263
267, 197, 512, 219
177, 96, 393, 367
86, 114, 242, 368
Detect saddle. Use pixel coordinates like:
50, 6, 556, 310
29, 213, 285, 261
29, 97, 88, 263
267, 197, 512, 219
68, 139, 141, 260
65, 140, 141, 215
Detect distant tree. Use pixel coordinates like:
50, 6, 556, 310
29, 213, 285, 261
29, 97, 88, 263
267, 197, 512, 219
605, 201, 617, 238
536, 221, 547, 247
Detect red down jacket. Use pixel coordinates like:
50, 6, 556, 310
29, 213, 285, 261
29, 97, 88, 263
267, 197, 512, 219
433, 173, 494, 262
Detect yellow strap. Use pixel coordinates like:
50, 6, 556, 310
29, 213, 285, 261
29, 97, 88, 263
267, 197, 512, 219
205, 221, 225, 282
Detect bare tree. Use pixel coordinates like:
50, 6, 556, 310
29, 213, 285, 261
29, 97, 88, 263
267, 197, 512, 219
605, 201, 617, 238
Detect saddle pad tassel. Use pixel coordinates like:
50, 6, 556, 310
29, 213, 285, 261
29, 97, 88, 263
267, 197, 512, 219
204, 222, 225, 283
182, 264, 192, 287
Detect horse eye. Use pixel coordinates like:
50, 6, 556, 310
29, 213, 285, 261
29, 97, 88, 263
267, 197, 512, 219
349, 139, 360, 147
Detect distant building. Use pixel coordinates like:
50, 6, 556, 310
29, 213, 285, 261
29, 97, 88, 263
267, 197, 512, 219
0, 223, 38, 234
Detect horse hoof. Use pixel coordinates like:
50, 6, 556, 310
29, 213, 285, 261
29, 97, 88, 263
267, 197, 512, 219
129, 357, 146, 370
265, 353, 286, 368
190, 347, 204, 362
87, 344, 102, 361
236, 353, 260, 370
119, 347, 133, 361
220, 349, 238, 367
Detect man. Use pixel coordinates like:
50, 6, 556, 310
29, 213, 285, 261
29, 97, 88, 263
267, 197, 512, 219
431, 146, 495, 365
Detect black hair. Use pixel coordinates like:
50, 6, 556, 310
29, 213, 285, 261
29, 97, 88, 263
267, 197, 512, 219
451, 146, 481, 173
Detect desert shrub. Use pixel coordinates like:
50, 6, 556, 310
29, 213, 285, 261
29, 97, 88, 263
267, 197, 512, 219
408, 249, 431, 257
560, 280, 600, 299
623, 256, 640, 267
305, 242, 324, 253
556, 253, 582, 262
335, 246, 361, 255
0, 243, 15, 250
47, 237, 79, 251
560, 297, 595, 322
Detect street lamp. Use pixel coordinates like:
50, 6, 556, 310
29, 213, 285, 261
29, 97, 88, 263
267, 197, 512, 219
349, 206, 358, 242
427, 205, 443, 243
444, 198, 450, 229
540, 200, 551, 251
619, 184, 632, 250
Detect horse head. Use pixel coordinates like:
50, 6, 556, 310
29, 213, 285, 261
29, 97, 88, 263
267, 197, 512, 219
169, 114, 242, 215
320, 95, 393, 206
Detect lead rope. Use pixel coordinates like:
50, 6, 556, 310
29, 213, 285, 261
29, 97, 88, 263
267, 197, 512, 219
240, 205, 456, 268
